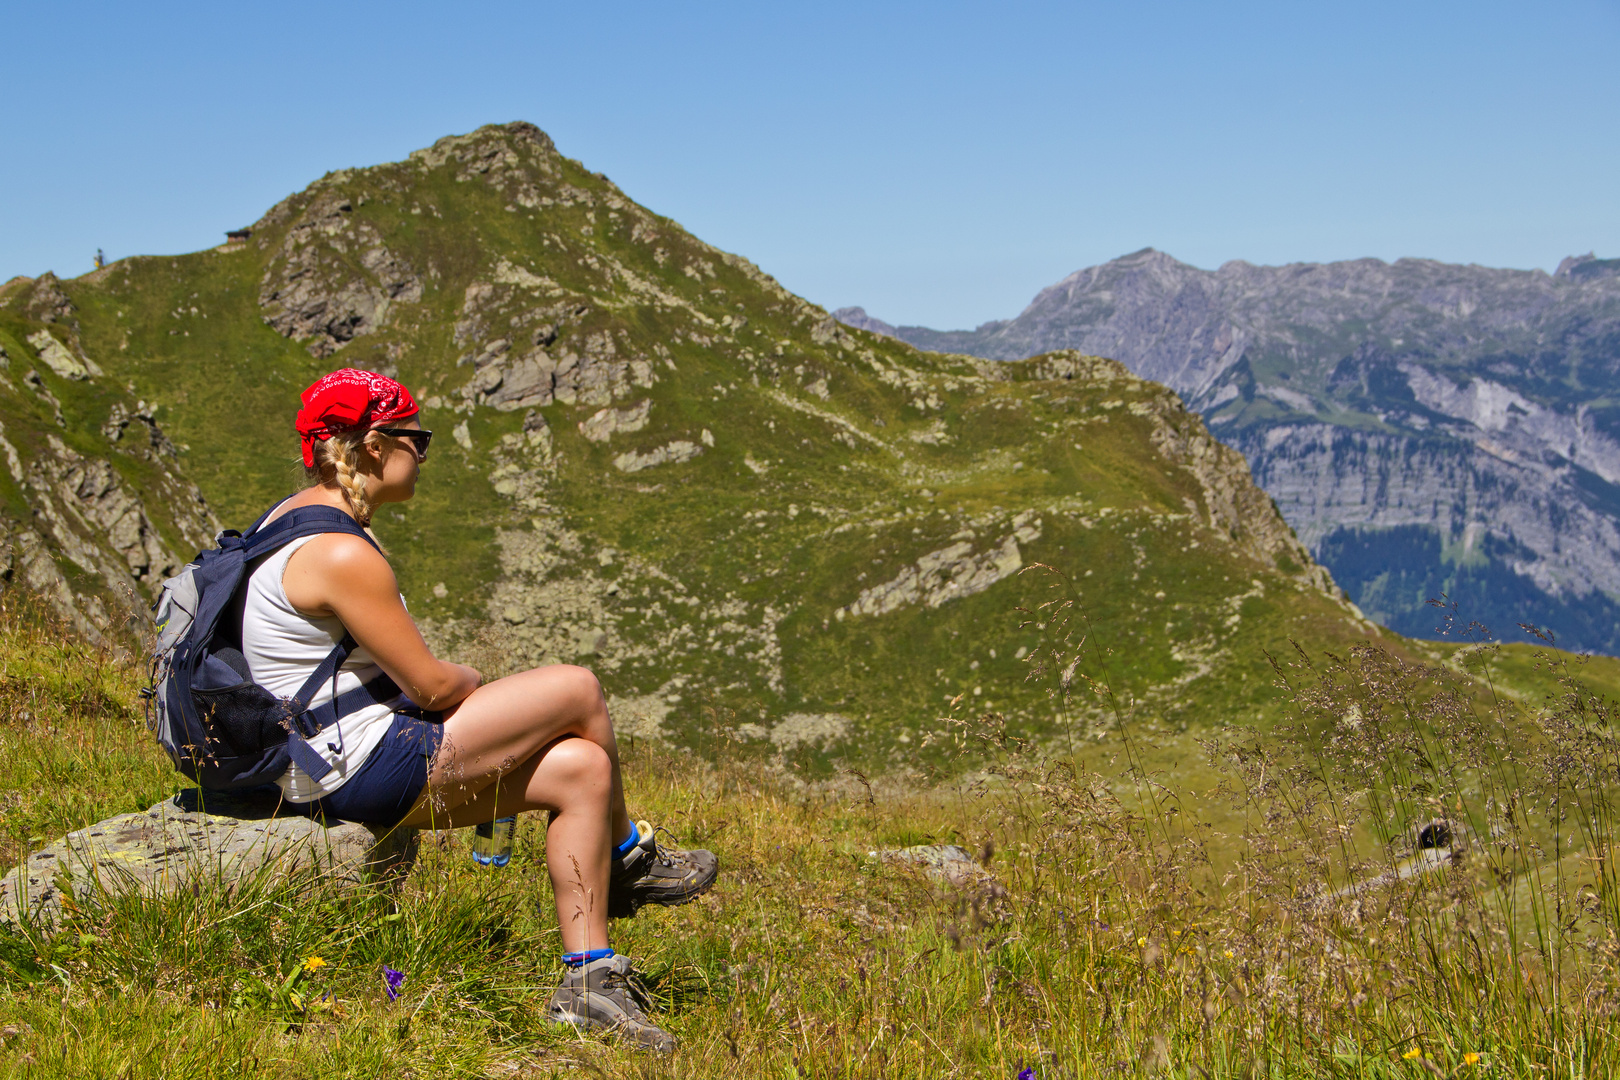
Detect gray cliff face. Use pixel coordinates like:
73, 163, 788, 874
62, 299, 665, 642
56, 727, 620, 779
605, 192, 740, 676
849, 248, 1620, 652
0, 276, 218, 639
258, 192, 425, 358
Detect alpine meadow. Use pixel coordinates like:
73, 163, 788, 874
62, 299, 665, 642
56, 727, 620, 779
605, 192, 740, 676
2, 123, 1620, 1078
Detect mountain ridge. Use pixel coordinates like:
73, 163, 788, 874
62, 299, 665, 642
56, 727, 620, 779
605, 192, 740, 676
842, 246, 1620, 653
0, 124, 1378, 763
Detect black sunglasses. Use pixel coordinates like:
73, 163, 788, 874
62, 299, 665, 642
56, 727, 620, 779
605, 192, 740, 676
373, 426, 433, 458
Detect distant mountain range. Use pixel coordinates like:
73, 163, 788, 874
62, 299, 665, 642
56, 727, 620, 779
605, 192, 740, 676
838, 248, 1620, 653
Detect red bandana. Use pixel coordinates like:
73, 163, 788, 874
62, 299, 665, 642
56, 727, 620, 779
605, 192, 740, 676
295, 368, 419, 467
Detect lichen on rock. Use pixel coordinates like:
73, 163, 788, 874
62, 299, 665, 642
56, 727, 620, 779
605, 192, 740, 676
0, 789, 418, 930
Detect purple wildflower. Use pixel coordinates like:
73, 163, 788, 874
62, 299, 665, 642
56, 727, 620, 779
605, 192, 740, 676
383, 966, 406, 1001
1017, 1069, 1036, 1080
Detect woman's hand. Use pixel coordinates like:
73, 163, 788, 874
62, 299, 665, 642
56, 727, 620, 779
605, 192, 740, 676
282, 532, 482, 711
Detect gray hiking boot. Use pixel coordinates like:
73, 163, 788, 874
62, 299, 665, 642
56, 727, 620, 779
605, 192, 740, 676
546, 953, 675, 1053
609, 819, 719, 918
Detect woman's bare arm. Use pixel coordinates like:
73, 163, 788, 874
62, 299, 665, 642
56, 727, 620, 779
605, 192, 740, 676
281, 533, 481, 710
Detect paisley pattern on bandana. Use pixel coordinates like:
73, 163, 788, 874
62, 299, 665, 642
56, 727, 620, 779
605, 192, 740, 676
295, 369, 419, 466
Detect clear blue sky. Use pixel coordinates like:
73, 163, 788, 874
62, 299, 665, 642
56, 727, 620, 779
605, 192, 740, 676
3, 1, 1616, 329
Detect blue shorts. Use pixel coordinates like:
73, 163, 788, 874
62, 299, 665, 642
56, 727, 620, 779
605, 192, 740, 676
301, 712, 444, 826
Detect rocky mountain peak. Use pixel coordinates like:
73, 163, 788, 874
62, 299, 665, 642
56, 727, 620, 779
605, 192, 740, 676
831, 307, 898, 337
1556, 253, 1620, 283
0, 125, 1373, 758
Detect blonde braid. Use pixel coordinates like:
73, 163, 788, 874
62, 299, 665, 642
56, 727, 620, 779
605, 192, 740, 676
305, 430, 375, 525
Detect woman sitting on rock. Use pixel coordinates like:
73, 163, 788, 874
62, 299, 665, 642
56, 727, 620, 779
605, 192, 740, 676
241, 368, 713, 1052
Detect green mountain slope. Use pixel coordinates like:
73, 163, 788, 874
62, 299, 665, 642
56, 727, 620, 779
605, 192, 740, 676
0, 123, 1378, 762
0, 275, 216, 640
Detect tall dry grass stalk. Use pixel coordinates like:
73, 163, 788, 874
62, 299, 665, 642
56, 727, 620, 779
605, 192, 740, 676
934, 571, 1620, 1072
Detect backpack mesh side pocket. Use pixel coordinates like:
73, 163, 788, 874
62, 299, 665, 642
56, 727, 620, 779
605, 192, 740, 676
190, 647, 296, 759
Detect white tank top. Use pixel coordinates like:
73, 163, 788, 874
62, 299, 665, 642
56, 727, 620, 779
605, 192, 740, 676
241, 533, 404, 801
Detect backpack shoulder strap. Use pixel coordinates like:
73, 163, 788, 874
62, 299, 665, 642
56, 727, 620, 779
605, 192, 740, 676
240, 494, 298, 539
236, 503, 393, 784
241, 504, 381, 561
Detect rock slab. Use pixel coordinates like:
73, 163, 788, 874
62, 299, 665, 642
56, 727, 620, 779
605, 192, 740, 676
0, 789, 418, 930
874, 843, 1001, 891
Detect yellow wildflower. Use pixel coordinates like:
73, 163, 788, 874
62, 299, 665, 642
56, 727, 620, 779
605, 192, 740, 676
1223, 949, 1235, 959
1170, 929, 1181, 937
1463, 1053, 1482, 1066
1402, 1048, 1423, 1060
302, 955, 327, 973
1137, 936, 1148, 947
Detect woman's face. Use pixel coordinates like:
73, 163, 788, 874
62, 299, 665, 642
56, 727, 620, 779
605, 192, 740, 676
367, 416, 426, 503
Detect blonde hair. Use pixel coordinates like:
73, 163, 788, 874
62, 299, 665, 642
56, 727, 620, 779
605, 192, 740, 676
305, 429, 377, 526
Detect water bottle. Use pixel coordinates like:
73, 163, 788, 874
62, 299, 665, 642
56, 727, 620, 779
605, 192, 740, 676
471, 815, 517, 867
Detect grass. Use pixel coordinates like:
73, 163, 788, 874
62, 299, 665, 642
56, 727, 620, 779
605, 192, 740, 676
3, 584, 1620, 1078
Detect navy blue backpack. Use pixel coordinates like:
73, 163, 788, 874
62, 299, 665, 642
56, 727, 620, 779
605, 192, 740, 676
144, 504, 402, 791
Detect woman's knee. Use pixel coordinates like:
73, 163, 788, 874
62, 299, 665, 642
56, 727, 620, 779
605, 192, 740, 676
542, 664, 605, 718
539, 735, 612, 792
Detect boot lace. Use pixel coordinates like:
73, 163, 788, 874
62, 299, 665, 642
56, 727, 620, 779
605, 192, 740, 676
601, 967, 656, 1014
647, 825, 700, 871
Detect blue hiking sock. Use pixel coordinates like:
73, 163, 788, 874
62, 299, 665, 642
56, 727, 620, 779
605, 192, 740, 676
613, 823, 640, 860
561, 947, 615, 968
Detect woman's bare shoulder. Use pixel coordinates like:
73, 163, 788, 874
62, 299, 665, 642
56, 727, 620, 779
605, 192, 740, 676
282, 531, 395, 615
292, 531, 391, 574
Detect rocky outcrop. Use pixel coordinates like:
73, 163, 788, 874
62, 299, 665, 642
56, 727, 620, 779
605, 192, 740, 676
875, 844, 1002, 894
462, 338, 658, 413
31, 437, 180, 581
0, 517, 84, 624
22, 273, 75, 326
25, 330, 100, 380
258, 193, 423, 357
0, 305, 217, 636
0, 789, 419, 929
102, 401, 179, 457
998, 351, 1328, 585
452, 286, 659, 413
1557, 254, 1620, 284
580, 399, 651, 442
1136, 394, 1331, 592
2, 426, 215, 637
612, 439, 702, 473
837, 512, 1040, 619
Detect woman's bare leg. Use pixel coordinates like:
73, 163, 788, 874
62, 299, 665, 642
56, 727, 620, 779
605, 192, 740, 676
399, 734, 614, 952
392, 664, 632, 951
405, 663, 631, 841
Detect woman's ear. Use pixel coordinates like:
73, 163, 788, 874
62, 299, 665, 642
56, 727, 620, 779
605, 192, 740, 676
359, 433, 387, 471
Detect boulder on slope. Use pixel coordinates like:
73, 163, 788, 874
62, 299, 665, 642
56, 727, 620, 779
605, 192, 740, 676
0, 788, 419, 930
